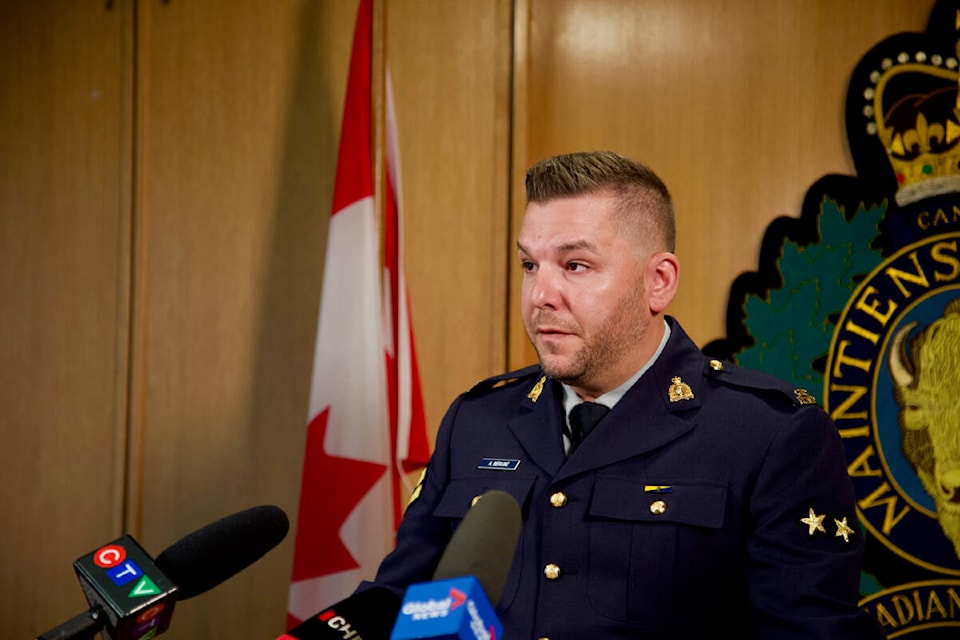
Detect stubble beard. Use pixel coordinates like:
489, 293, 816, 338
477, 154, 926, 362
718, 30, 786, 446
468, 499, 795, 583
528, 279, 648, 391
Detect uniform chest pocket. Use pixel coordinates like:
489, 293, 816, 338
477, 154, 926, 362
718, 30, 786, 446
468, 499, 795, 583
586, 476, 728, 624
432, 475, 535, 612
433, 475, 535, 520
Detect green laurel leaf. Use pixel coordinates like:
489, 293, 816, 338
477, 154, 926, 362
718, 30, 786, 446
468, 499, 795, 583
735, 196, 886, 393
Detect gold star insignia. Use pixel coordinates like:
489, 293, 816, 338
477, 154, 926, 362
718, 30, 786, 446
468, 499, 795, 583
801, 507, 826, 535
835, 517, 855, 543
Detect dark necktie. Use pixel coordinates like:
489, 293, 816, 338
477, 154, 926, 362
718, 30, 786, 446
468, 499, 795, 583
568, 401, 610, 452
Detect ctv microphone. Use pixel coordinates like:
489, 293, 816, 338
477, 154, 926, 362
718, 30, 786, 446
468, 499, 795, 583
390, 490, 521, 640
36, 504, 289, 640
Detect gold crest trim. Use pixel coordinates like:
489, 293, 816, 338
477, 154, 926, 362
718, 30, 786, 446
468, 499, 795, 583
668, 376, 694, 402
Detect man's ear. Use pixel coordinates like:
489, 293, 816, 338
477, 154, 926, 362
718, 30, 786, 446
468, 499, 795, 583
647, 252, 679, 313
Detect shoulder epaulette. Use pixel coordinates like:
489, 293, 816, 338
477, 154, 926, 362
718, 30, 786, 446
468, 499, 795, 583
467, 364, 543, 396
702, 357, 820, 409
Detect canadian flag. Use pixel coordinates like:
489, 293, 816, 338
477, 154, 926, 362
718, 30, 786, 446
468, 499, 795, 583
286, 0, 430, 626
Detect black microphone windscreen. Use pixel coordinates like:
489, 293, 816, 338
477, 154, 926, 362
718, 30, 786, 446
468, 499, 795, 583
155, 504, 289, 600
430, 490, 520, 606
283, 586, 401, 639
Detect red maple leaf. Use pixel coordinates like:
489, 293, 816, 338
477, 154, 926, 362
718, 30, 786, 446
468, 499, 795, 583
291, 407, 387, 581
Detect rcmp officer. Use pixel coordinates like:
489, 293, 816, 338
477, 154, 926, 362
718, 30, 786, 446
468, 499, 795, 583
361, 151, 886, 639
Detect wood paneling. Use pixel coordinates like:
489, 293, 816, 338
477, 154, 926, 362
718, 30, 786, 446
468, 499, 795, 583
512, 0, 932, 364
0, 1, 133, 637
130, 1, 354, 635
388, 0, 514, 435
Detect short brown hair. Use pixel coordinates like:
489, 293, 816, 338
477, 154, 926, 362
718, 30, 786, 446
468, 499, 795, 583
525, 151, 676, 252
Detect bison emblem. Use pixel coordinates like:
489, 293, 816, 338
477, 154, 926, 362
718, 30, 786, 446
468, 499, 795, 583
888, 298, 960, 558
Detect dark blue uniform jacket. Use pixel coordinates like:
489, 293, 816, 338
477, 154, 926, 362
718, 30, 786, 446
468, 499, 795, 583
363, 318, 886, 639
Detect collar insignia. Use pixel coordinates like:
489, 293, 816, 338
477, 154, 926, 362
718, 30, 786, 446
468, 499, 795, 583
668, 376, 695, 402
528, 375, 546, 402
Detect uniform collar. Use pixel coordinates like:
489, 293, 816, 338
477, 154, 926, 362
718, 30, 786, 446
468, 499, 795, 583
506, 317, 705, 479
554, 317, 704, 480
559, 319, 672, 452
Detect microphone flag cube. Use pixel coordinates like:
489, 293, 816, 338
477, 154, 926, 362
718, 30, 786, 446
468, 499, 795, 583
390, 576, 501, 640
73, 535, 178, 640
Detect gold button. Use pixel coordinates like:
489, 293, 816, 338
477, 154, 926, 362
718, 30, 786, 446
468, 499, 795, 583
650, 500, 668, 515
549, 491, 567, 508
709, 359, 723, 371
543, 563, 561, 580
471, 495, 481, 507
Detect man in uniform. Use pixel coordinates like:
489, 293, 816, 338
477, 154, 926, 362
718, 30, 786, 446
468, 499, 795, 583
362, 151, 886, 638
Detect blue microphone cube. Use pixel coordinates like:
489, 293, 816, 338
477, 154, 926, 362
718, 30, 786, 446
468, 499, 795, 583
390, 576, 501, 640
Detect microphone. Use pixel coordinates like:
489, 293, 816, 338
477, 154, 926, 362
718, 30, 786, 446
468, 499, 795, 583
390, 490, 521, 640
280, 490, 521, 640
277, 586, 402, 640
36, 504, 289, 640
155, 504, 290, 599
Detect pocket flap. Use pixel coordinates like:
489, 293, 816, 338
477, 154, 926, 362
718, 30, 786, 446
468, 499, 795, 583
589, 476, 726, 528
434, 476, 536, 519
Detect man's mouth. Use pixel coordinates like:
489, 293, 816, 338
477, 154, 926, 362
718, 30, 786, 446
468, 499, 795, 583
537, 326, 575, 338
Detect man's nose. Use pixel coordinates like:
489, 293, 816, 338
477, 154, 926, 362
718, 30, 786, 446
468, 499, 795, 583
530, 267, 562, 308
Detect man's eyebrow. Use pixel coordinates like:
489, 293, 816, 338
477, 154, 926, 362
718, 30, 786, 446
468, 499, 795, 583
517, 239, 598, 254
557, 239, 598, 253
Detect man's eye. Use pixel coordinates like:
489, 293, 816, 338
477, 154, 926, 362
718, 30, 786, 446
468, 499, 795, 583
567, 262, 586, 272
521, 261, 536, 272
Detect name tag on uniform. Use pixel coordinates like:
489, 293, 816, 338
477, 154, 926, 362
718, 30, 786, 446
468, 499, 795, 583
478, 458, 521, 471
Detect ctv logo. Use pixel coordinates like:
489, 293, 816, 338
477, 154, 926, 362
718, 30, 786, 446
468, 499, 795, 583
92, 542, 163, 598
400, 587, 467, 620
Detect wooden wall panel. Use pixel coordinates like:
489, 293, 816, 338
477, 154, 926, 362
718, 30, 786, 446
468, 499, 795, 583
388, 0, 514, 437
0, 2, 132, 637
510, 0, 933, 366
130, 1, 354, 636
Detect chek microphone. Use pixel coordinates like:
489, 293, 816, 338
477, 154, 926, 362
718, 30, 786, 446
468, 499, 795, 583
281, 489, 521, 640
36, 504, 290, 640
278, 586, 402, 640
390, 489, 521, 640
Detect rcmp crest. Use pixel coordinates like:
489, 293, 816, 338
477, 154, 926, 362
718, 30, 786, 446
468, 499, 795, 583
705, 1, 960, 636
